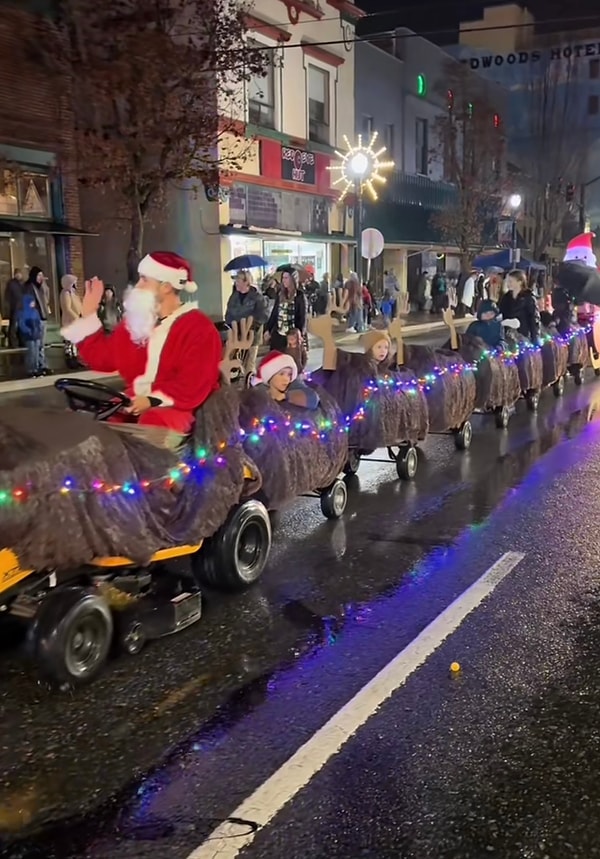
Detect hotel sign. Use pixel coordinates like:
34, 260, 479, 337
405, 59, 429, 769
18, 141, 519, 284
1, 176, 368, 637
465, 42, 600, 70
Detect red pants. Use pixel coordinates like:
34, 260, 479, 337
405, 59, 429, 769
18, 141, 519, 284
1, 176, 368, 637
110, 406, 194, 434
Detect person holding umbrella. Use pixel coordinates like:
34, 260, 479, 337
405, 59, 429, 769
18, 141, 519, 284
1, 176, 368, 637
264, 266, 307, 352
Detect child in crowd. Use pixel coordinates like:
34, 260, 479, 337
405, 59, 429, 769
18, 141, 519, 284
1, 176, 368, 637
285, 328, 308, 375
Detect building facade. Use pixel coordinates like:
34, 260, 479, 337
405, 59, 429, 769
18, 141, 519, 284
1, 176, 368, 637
0, 0, 86, 327
354, 28, 507, 289
448, 2, 600, 251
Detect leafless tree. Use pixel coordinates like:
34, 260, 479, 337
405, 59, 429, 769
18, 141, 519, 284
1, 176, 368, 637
35, 0, 267, 279
430, 61, 509, 271
513, 57, 588, 260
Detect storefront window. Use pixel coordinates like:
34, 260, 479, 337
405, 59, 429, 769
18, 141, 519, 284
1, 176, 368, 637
0, 170, 18, 216
18, 173, 50, 218
227, 235, 263, 262
10, 233, 58, 319
263, 240, 329, 280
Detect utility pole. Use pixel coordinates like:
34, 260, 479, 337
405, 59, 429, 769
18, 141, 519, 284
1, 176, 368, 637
579, 184, 586, 233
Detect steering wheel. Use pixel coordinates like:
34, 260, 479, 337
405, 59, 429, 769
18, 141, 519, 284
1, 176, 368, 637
55, 378, 131, 421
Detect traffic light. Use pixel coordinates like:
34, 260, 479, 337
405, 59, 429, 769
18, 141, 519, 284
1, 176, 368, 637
566, 183, 575, 202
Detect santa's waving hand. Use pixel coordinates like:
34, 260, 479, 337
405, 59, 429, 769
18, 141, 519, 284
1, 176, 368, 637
61, 251, 222, 434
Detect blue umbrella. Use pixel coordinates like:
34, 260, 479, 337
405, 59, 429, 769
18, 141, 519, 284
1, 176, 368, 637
224, 254, 268, 272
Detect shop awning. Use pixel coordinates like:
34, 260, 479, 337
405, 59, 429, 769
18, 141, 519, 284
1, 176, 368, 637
0, 218, 97, 236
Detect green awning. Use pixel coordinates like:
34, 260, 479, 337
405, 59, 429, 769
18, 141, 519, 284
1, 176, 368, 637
0, 218, 96, 236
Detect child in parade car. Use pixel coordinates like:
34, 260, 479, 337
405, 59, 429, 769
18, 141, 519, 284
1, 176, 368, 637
466, 299, 519, 349
251, 351, 320, 410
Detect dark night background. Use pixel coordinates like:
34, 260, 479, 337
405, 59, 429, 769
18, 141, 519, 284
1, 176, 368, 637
357, 0, 600, 43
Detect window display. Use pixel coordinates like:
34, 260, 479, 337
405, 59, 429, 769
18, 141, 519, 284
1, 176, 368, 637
227, 236, 330, 281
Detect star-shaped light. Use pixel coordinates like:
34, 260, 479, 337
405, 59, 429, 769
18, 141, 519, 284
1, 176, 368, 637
328, 132, 394, 202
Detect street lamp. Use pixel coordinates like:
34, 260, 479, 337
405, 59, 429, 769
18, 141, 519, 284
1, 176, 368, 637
508, 193, 522, 265
329, 132, 394, 276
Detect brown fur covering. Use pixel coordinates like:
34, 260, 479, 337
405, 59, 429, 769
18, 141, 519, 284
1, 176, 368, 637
541, 334, 568, 386
402, 344, 476, 432
456, 333, 521, 411
568, 328, 590, 367
508, 333, 544, 393
238, 383, 348, 509
0, 390, 249, 572
320, 350, 428, 452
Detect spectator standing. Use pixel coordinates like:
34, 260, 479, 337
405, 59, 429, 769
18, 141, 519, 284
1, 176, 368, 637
23, 266, 50, 375
5, 268, 24, 348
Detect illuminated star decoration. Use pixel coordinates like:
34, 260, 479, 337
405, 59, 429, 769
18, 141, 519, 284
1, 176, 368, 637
328, 132, 395, 202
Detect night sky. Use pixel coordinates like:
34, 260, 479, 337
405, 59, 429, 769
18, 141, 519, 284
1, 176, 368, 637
357, 0, 600, 43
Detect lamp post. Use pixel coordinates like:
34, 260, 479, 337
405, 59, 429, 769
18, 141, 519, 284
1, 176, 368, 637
508, 193, 522, 266
328, 133, 394, 282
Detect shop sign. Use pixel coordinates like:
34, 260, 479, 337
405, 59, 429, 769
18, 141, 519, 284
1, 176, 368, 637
281, 146, 315, 185
464, 42, 600, 70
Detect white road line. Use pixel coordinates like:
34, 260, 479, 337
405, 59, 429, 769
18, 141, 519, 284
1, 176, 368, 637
187, 551, 525, 859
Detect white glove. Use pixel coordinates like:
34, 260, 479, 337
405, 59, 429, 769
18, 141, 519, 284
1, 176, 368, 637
501, 318, 520, 329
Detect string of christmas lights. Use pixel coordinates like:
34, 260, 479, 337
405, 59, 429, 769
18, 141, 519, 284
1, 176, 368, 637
0, 326, 592, 506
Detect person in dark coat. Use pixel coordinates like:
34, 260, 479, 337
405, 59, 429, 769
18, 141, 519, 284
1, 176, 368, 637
466, 299, 505, 349
265, 268, 307, 352
5, 268, 24, 348
499, 269, 541, 343
225, 271, 267, 327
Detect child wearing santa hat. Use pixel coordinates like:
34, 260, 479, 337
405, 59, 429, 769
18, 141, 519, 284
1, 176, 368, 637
252, 350, 320, 410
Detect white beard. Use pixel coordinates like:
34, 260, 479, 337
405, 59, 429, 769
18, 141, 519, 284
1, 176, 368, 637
123, 286, 158, 345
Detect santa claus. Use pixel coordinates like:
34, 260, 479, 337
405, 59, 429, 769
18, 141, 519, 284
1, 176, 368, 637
60, 251, 221, 433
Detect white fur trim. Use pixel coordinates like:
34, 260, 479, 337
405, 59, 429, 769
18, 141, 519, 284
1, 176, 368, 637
253, 353, 298, 386
139, 254, 191, 290
149, 390, 174, 407
184, 280, 198, 294
60, 313, 102, 344
132, 303, 196, 397
501, 318, 520, 329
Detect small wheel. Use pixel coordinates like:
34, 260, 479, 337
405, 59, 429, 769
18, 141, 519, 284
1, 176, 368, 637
495, 405, 510, 429
196, 499, 272, 592
454, 420, 473, 451
553, 376, 565, 398
396, 445, 418, 480
320, 479, 348, 520
343, 451, 361, 476
30, 587, 113, 686
526, 390, 540, 412
121, 621, 146, 656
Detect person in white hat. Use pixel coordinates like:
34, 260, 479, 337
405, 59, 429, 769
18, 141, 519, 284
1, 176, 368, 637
252, 350, 319, 409
60, 251, 221, 433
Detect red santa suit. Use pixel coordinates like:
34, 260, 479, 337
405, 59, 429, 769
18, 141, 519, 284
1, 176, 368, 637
61, 288, 221, 434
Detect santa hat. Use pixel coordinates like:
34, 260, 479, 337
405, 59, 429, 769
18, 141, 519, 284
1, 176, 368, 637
251, 350, 298, 386
138, 251, 198, 293
563, 232, 597, 269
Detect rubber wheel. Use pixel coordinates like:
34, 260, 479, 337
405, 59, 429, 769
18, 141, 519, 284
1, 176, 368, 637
495, 406, 510, 429
343, 451, 361, 476
30, 587, 113, 687
320, 479, 348, 520
454, 420, 473, 451
553, 376, 565, 398
120, 620, 146, 656
195, 499, 272, 592
396, 446, 418, 480
574, 371, 583, 387
526, 391, 540, 412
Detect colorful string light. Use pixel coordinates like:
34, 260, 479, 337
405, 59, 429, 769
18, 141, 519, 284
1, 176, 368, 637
0, 326, 592, 506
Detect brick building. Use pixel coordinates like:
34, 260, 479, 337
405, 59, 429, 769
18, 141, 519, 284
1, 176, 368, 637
0, 0, 86, 329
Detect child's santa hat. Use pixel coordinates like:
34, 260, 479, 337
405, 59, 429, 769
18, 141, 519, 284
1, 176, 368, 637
563, 232, 597, 269
138, 251, 198, 293
251, 350, 298, 386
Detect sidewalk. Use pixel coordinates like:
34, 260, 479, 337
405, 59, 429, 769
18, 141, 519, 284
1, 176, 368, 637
0, 314, 470, 396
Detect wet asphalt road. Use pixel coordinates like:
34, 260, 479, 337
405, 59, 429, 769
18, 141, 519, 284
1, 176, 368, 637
2, 364, 600, 857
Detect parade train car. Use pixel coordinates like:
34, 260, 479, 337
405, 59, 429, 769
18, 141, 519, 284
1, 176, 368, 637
0, 304, 596, 688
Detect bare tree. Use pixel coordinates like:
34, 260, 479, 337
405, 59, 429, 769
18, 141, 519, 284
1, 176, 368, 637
513, 57, 587, 259
36, 0, 267, 279
430, 61, 508, 270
